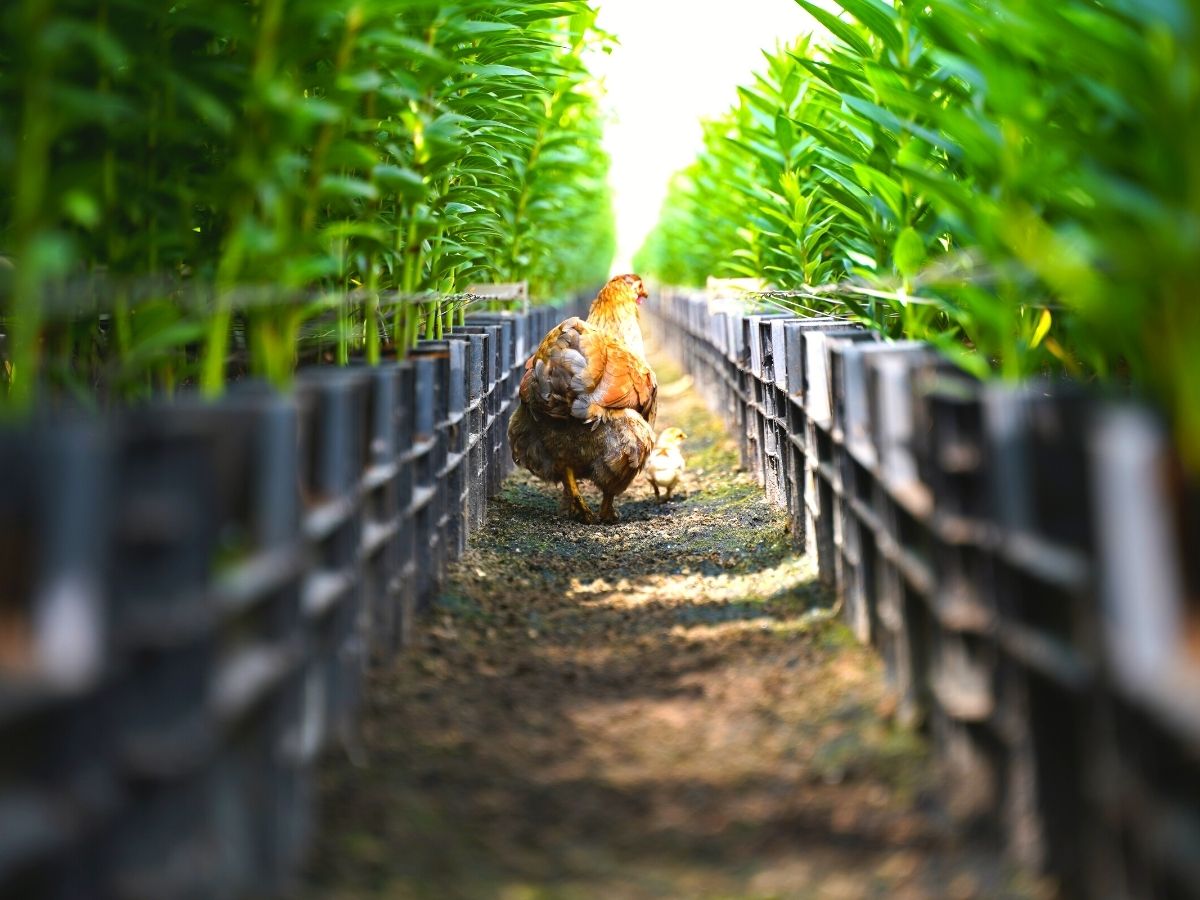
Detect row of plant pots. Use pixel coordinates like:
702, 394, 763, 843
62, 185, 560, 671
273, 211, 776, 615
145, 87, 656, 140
646, 286, 1199, 900
0, 298, 585, 898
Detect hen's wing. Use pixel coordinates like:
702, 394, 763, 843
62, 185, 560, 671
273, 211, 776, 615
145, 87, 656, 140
520, 317, 657, 427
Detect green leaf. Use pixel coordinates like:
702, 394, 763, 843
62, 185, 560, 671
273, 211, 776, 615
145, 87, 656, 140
835, 0, 902, 55
893, 228, 926, 277
1031, 308, 1053, 348
320, 176, 378, 202
463, 64, 535, 79
373, 165, 426, 201
62, 190, 101, 230
792, 1, 874, 57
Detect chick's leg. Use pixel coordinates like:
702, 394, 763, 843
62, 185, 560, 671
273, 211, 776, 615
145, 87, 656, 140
564, 467, 595, 523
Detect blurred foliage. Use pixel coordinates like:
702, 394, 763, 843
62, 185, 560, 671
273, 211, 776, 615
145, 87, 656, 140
636, 0, 1200, 465
0, 0, 615, 404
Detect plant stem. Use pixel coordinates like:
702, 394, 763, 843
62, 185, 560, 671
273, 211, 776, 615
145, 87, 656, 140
6, 0, 58, 413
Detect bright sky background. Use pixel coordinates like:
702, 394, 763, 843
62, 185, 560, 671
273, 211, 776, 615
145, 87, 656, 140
588, 1, 818, 273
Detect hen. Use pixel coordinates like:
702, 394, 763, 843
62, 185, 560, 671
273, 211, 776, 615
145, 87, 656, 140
509, 274, 657, 523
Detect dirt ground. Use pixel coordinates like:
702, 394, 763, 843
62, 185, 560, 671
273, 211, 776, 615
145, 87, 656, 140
302, 344, 1046, 900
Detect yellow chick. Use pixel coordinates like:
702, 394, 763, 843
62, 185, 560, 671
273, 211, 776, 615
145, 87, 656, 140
646, 427, 687, 503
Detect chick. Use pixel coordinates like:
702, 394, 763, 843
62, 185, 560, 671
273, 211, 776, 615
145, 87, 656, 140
646, 427, 687, 503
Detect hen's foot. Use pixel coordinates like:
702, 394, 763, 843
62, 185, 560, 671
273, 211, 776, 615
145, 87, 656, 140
564, 467, 596, 523
599, 496, 619, 523
571, 503, 597, 524
560, 491, 595, 522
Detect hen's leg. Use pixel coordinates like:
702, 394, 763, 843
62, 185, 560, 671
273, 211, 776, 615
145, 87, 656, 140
599, 493, 619, 523
564, 467, 595, 523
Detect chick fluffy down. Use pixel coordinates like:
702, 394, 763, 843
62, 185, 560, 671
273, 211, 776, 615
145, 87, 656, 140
647, 444, 685, 493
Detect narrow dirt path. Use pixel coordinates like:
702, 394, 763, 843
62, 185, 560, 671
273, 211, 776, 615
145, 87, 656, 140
303, 345, 1042, 900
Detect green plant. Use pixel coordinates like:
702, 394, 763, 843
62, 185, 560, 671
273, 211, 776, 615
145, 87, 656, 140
636, 0, 1200, 466
0, 0, 615, 406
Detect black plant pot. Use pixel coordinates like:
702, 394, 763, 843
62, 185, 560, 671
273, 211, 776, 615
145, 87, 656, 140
455, 324, 505, 496
0, 421, 116, 899
106, 388, 307, 898
294, 367, 370, 763
448, 330, 490, 536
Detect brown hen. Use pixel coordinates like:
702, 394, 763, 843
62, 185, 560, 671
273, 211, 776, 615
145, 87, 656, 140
508, 274, 657, 522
